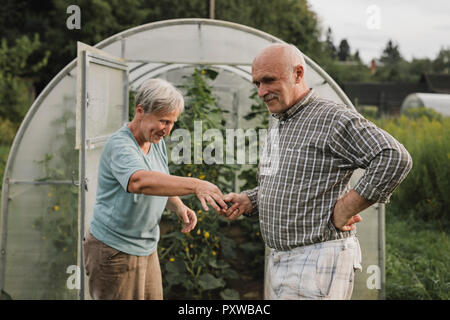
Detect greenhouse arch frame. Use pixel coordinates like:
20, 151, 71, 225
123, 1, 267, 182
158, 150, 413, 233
1, 18, 384, 300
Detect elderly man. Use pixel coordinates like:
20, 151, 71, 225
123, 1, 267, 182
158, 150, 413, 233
224, 44, 412, 300
83, 78, 227, 300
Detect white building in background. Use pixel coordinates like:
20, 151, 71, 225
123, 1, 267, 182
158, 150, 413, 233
401, 93, 450, 116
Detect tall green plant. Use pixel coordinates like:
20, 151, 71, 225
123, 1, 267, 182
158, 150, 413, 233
159, 68, 239, 300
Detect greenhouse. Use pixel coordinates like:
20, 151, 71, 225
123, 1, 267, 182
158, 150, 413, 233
401, 92, 450, 116
0, 18, 385, 300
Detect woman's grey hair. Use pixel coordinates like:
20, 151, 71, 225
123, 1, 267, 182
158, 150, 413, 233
135, 78, 184, 114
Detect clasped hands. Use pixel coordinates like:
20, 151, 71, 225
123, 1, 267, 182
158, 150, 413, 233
193, 180, 251, 220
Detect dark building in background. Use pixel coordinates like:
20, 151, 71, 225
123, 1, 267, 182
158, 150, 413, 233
342, 74, 450, 115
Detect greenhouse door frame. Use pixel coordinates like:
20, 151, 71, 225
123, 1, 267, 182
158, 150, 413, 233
77, 42, 129, 300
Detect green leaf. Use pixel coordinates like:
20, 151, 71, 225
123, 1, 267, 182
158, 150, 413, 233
204, 68, 219, 80
165, 260, 186, 274
220, 288, 240, 300
197, 273, 225, 290
166, 272, 183, 286
208, 259, 230, 269
221, 268, 239, 280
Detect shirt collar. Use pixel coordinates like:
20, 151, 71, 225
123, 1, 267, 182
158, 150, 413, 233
271, 88, 316, 121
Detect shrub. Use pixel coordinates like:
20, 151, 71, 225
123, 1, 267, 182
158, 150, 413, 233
374, 111, 450, 229
403, 107, 443, 122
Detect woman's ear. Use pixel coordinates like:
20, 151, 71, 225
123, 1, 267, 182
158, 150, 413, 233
135, 104, 145, 117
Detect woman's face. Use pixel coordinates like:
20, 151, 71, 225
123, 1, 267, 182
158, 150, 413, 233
137, 106, 180, 144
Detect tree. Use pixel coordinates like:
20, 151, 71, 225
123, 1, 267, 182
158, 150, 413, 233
353, 50, 361, 63
338, 39, 351, 61
325, 27, 337, 59
407, 58, 433, 82
216, 0, 322, 59
373, 39, 409, 82
380, 39, 402, 64
0, 35, 49, 124
432, 47, 450, 73
0, 0, 324, 96
0, 0, 151, 92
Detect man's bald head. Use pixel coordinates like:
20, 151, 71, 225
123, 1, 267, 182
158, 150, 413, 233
251, 43, 310, 114
252, 43, 307, 78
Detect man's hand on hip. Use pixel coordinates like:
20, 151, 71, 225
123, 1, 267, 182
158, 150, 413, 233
332, 189, 374, 231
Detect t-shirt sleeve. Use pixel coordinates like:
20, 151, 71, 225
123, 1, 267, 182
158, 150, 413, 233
109, 137, 147, 192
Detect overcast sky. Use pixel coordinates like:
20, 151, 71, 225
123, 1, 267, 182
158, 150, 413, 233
308, 0, 450, 64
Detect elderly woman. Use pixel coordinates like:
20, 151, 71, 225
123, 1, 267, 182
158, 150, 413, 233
83, 78, 227, 300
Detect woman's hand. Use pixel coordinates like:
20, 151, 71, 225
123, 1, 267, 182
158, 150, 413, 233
194, 179, 228, 213
175, 204, 197, 233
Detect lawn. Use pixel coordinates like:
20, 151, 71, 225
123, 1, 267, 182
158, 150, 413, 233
385, 212, 449, 300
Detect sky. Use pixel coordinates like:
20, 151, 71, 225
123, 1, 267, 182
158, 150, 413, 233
308, 0, 450, 64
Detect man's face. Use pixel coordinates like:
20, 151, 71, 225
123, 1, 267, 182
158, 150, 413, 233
252, 58, 296, 114
138, 108, 179, 144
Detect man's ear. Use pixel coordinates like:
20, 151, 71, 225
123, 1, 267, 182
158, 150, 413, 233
294, 65, 304, 83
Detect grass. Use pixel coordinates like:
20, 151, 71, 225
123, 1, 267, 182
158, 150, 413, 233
385, 212, 449, 300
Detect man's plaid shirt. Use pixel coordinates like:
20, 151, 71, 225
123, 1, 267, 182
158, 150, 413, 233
243, 89, 412, 251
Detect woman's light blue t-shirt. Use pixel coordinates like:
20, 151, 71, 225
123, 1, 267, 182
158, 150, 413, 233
90, 124, 169, 256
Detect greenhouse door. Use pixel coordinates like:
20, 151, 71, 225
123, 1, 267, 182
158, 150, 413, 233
76, 42, 129, 300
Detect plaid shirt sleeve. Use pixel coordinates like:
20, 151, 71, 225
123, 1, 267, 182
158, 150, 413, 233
242, 187, 259, 216
328, 110, 413, 203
